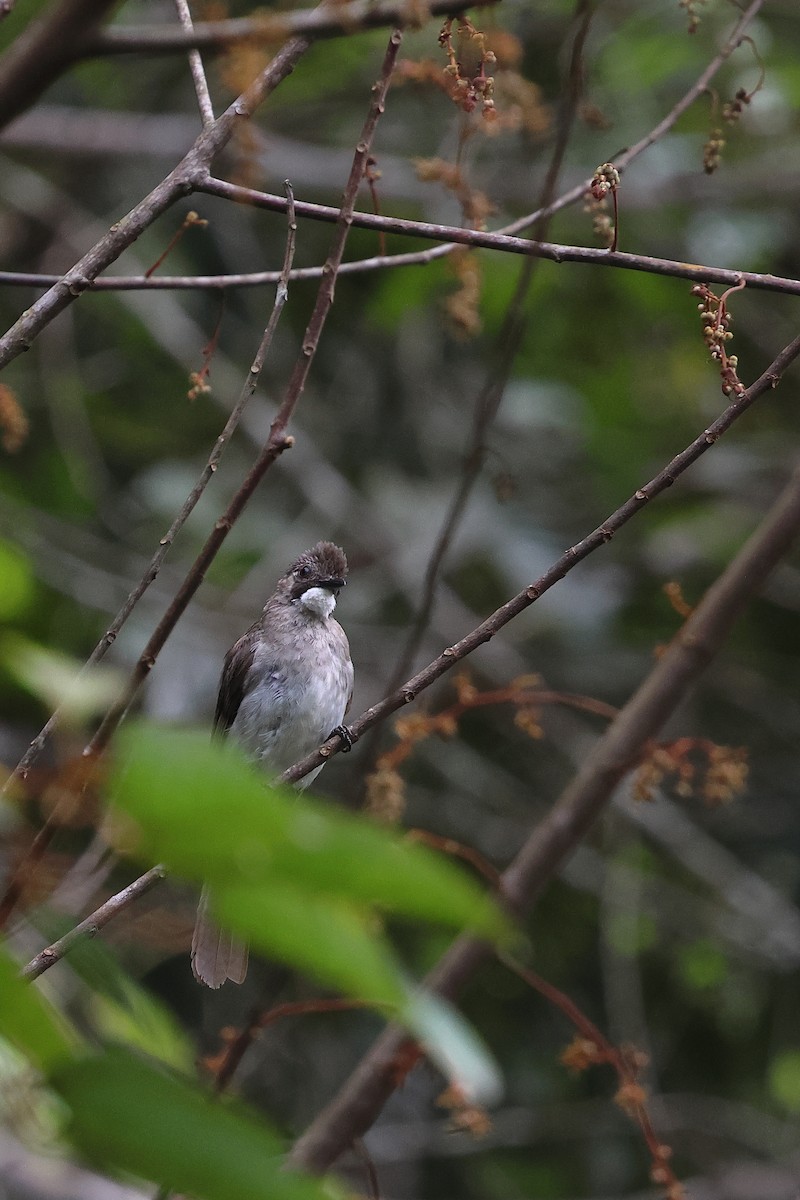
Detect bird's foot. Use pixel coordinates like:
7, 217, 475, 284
330, 724, 354, 752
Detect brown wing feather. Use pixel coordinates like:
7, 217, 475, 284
213, 627, 258, 736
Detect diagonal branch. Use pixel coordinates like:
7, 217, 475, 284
289, 454, 800, 1173
21, 865, 166, 981
282, 330, 800, 785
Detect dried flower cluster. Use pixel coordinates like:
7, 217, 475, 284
188, 303, 224, 400
445, 248, 483, 337
505, 953, 686, 1200
678, 0, 709, 35
704, 43, 764, 172
690, 280, 746, 395
663, 580, 694, 619
634, 737, 748, 806
414, 158, 494, 231
438, 16, 497, 119
187, 370, 212, 401
587, 162, 620, 252
365, 673, 614, 821
584, 192, 615, 249
589, 161, 620, 203
560, 1033, 684, 1197
398, 27, 551, 138
702, 125, 726, 174
436, 1083, 492, 1137
722, 85, 752, 124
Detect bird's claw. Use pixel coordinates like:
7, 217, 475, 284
330, 724, 354, 752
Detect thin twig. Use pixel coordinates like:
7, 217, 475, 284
212, 999, 372, 1094
173, 0, 215, 127
3, 184, 297, 794
352, 1138, 382, 1200
21, 865, 166, 980
282, 330, 800, 786
4, 232, 799, 296
499, 952, 682, 1198
289, 455, 800, 1174
200, 177, 800, 297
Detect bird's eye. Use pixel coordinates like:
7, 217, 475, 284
297, 564, 312, 579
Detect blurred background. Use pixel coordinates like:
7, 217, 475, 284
2, 0, 800, 1196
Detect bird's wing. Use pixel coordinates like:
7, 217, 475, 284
213, 628, 258, 736
337, 621, 355, 716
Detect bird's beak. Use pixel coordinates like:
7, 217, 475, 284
320, 577, 346, 591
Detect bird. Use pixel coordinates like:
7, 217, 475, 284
191, 541, 354, 988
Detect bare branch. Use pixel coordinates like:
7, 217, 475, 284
21, 866, 166, 981
199, 177, 800, 298
282, 330, 800, 785
86, 0, 498, 57
5, 226, 799, 297
289, 455, 800, 1174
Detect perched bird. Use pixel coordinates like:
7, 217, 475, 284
191, 541, 354, 988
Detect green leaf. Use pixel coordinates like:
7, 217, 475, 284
0, 947, 77, 1073
109, 725, 507, 1102
27, 913, 192, 1071
109, 724, 509, 941
89, 979, 194, 1073
401, 989, 503, 1106
214, 882, 407, 1009
3, 635, 124, 726
54, 1048, 335, 1200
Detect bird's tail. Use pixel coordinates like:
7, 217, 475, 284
191, 885, 249, 988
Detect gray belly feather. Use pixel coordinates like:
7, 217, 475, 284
229, 634, 351, 790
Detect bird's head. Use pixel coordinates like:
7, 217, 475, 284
280, 541, 348, 619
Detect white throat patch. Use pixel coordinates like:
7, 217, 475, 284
299, 586, 336, 619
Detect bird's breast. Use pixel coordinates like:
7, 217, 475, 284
229, 627, 351, 783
